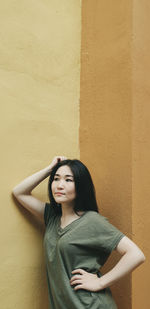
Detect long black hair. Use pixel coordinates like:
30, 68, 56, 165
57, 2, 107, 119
48, 159, 99, 215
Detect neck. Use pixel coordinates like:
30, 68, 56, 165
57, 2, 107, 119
61, 202, 75, 218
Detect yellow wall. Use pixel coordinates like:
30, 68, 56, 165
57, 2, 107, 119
0, 1, 81, 308
1, 1, 149, 308
132, 1, 150, 308
80, 1, 149, 308
80, 1, 131, 308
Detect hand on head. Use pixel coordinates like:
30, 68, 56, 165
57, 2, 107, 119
50, 156, 68, 169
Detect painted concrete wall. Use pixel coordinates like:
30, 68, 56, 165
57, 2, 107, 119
80, 1, 149, 308
80, 1, 132, 308
0, 1, 81, 308
132, 1, 150, 308
1, 1, 149, 308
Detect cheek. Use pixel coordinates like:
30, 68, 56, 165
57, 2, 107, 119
70, 184, 76, 196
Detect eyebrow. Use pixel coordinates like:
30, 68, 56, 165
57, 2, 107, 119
55, 173, 74, 178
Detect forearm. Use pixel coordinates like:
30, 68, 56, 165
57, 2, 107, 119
12, 165, 52, 195
98, 250, 145, 290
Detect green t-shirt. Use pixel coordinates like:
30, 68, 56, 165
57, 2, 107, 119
43, 203, 125, 309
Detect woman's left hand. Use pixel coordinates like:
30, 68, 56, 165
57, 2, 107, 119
70, 268, 102, 292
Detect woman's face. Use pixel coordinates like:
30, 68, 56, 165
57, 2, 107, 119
51, 165, 76, 205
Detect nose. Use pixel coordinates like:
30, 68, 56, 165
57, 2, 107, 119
57, 179, 64, 189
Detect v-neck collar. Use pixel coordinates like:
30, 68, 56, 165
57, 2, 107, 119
57, 211, 88, 235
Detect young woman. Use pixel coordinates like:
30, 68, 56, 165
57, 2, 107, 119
12, 156, 145, 309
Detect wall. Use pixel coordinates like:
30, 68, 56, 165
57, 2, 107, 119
80, 1, 131, 308
1, 1, 149, 308
0, 1, 81, 308
80, 1, 149, 308
132, 1, 150, 308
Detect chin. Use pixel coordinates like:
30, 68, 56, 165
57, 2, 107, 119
55, 197, 65, 203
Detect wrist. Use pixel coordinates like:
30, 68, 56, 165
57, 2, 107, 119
44, 165, 52, 174
47, 164, 54, 174
97, 277, 106, 291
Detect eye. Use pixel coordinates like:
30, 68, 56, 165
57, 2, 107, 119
53, 177, 59, 181
66, 179, 73, 182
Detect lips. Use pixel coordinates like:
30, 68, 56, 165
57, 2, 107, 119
55, 192, 65, 195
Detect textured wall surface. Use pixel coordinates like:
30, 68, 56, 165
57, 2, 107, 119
0, 1, 81, 308
1, 0, 149, 308
80, 1, 132, 308
132, 1, 150, 308
80, 1, 149, 309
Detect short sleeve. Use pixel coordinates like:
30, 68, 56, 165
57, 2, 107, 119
44, 203, 56, 226
89, 213, 125, 264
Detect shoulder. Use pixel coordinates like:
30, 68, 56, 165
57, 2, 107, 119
85, 210, 123, 233
85, 210, 107, 222
84, 210, 108, 228
85, 211, 125, 251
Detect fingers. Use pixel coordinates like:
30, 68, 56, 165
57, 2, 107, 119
51, 156, 67, 166
70, 269, 100, 292
70, 279, 82, 286
70, 269, 85, 286
49, 156, 68, 172
56, 156, 67, 162
71, 269, 85, 275
70, 275, 82, 284
70, 274, 83, 290
74, 284, 83, 291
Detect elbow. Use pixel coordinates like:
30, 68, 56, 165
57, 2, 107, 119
127, 247, 146, 268
12, 188, 18, 198
12, 191, 18, 202
140, 252, 146, 263
12, 187, 21, 199
12, 185, 22, 197
12, 189, 16, 197
135, 250, 146, 266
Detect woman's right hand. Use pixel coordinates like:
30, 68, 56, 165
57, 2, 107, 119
49, 156, 67, 171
